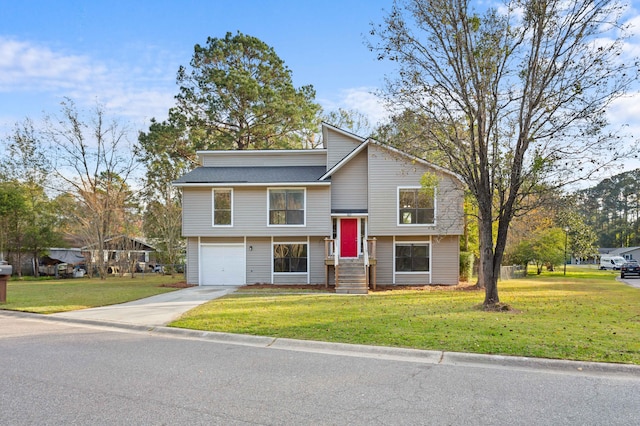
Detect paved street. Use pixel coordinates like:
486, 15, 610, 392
1, 312, 639, 425
619, 276, 640, 289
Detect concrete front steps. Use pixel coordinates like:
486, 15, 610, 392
335, 258, 368, 294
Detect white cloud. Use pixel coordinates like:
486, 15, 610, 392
341, 87, 389, 125
0, 37, 104, 91
0, 37, 176, 125
319, 86, 390, 129
102, 89, 176, 126
608, 93, 640, 141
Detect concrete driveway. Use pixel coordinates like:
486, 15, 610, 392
51, 286, 236, 326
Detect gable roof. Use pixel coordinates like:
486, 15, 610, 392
605, 247, 640, 256
319, 137, 465, 185
321, 121, 367, 144
173, 123, 464, 187
173, 166, 330, 187
46, 248, 85, 264
81, 235, 156, 251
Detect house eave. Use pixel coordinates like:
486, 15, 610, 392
321, 122, 367, 143
331, 212, 369, 217
173, 181, 331, 188
195, 149, 326, 156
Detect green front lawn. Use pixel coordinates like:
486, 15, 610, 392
1, 274, 185, 314
170, 267, 640, 364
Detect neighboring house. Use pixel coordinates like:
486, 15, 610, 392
600, 247, 640, 262
174, 123, 465, 293
82, 235, 157, 273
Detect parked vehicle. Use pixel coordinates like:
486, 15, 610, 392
599, 255, 626, 270
73, 266, 86, 278
620, 262, 640, 278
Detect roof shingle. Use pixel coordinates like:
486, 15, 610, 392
174, 166, 328, 184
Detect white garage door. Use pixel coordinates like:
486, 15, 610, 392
200, 244, 245, 286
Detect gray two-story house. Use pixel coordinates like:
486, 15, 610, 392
174, 123, 465, 293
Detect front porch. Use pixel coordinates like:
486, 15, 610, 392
324, 238, 377, 294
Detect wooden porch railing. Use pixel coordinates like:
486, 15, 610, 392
324, 237, 377, 289
366, 238, 377, 290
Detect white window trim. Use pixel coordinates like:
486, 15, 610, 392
271, 240, 310, 278
267, 187, 307, 227
212, 188, 233, 227
397, 186, 437, 227
393, 238, 432, 283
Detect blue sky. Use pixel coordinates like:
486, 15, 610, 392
1, 0, 639, 161
0, 0, 393, 134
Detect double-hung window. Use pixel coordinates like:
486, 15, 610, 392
212, 189, 232, 226
399, 187, 435, 225
395, 243, 430, 272
273, 243, 308, 273
269, 189, 305, 225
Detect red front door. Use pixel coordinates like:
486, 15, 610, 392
340, 218, 358, 258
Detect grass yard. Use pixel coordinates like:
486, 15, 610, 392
170, 267, 640, 364
0, 274, 186, 314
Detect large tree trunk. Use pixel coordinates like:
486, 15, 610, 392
14, 250, 23, 278
32, 252, 40, 278
475, 253, 485, 289
484, 279, 499, 305
478, 217, 499, 305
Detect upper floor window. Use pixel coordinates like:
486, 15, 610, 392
269, 189, 305, 225
398, 187, 435, 225
213, 188, 232, 226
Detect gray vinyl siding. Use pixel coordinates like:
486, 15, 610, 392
182, 188, 212, 236
326, 128, 363, 169
237, 237, 324, 285
395, 274, 431, 285
273, 274, 307, 284
431, 235, 460, 285
186, 237, 199, 285
368, 144, 464, 236
181, 186, 331, 237
330, 149, 368, 211
246, 237, 271, 284
373, 236, 394, 285
372, 235, 459, 286
309, 237, 326, 284
200, 151, 327, 167
273, 236, 306, 242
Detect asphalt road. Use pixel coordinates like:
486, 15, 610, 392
1, 312, 639, 425
619, 276, 640, 289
